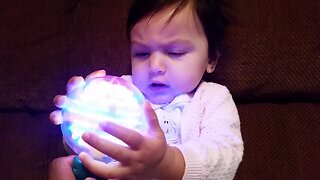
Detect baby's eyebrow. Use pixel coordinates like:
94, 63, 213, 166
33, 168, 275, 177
165, 39, 192, 45
161, 40, 194, 49
130, 41, 148, 48
130, 39, 193, 51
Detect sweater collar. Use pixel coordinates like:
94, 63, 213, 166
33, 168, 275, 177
150, 93, 193, 111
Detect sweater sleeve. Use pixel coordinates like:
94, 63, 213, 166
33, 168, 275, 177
174, 83, 244, 180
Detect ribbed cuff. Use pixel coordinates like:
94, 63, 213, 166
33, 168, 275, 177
173, 143, 203, 179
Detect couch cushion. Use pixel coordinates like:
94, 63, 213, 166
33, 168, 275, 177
65, 0, 132, 77
0, 113, 67, 179
0, 0, 78, 111
235, 103, 320, 179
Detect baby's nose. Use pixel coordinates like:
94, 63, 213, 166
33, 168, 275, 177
149, 52, 166, 74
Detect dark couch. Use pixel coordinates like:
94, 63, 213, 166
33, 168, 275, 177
1, 0, 319, 179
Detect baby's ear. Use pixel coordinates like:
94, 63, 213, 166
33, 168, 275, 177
206, 62, 216, 73
206, 52, 220, 73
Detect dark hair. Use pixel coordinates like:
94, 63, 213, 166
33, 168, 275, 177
126, 0, 234, 61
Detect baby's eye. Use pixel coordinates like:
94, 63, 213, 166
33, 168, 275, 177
133, 52, 150, 59
167, 51, 186, 57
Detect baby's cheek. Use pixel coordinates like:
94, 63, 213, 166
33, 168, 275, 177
182, 76, 202, 92
132, 74, 147, 87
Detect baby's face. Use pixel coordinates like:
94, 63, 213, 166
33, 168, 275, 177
130, 4, 211, 104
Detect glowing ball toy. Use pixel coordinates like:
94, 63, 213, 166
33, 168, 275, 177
61, 76, 147, 163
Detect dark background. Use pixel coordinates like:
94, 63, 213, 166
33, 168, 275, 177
0, 0, 319, 179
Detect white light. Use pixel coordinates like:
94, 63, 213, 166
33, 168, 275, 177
61, 76, 146, 163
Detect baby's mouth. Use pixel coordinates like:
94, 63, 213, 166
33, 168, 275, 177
149, 83, 169, 90
150, 83, 167, 87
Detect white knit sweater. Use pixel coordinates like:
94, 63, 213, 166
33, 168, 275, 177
173, 81, 243, 180
122, 75, 244, 179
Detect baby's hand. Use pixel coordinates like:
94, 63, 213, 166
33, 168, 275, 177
77, 102, 185, 180
49, 155, 76, 180
49, 70, 106, 125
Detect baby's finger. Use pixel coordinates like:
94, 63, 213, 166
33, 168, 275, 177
144, 102, 162, 133
67, 76, 85, 94
82, 132, 133, 163
49, 110, 63, 125
85, 70, 106, 81
53, 95, 67, 108
100, 122, 143, 150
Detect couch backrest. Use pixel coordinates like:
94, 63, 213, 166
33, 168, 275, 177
0, 0, 78, 111
1, 0, 319, 112
212, 0, 320, 103
66, 0, 320, 104
65, 0, 132, 77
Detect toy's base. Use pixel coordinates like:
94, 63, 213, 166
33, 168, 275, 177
72, 156, 105, 180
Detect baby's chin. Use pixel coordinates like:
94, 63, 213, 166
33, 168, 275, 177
144, 94, 175, 105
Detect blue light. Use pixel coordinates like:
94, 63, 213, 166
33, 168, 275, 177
61, 76, 146, 163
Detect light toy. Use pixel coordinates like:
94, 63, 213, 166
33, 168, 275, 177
61, 76, 147, 164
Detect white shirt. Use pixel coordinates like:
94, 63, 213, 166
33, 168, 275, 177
151, 94, 192, 145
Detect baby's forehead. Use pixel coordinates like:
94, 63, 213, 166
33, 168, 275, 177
131, 5, 203, 39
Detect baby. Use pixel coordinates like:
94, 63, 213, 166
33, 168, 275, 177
49, 0, 243, 179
